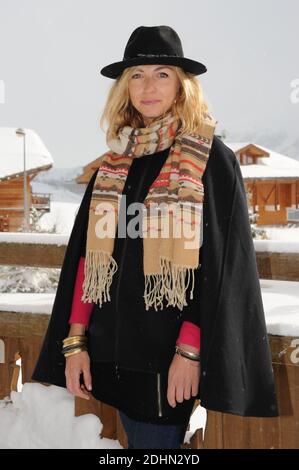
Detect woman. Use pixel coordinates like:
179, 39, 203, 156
32, 25, 278, 450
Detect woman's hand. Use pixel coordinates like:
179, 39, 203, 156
65, 350, 92, 400
167, 345, 200, 408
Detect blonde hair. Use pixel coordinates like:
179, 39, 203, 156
99, 66, 211, 141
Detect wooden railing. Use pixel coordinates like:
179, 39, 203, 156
1, 238, 299, 279
0, 236, 299, 448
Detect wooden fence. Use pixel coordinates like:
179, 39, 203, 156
0, 239, 298, 448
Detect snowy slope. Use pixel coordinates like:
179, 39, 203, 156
31, 166, 86, 233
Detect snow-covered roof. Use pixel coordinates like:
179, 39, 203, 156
225, 141, 299, 179
0, 127, 53, 180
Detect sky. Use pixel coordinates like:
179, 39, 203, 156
0, 0, 298, 168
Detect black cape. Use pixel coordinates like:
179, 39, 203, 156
32, 136, 279, 417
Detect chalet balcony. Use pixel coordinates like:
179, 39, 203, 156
0, 193, 51, 231
31, 192, 51, 212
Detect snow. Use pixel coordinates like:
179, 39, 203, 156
0, 293, 54, 314
31, 165, 85, 233
1, 279, 298, 336
1, 232, 299, 253
0, 127, 54, 179
0, 266, 59, 294
254, 239, 299, 252
37, 201, 81, 234
260, 279, 299, 337
225, 141, 299, 178
256, 226, 299, 243
185, 404, 207, 443
0, 383, 122, 449
0, 232, 70, 245
0, 382, 206, 449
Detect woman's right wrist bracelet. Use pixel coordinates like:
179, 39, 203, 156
62, 335, 88, 357
64, 347, 87, 358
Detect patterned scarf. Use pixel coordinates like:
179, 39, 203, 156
82, 111, 216, 311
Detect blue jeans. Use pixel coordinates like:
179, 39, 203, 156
119, 410, 186, 449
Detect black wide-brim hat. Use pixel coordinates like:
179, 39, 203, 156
100, 25, 207, 79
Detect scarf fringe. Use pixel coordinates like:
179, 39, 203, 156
81, 249, 118, 307
144, 257, 196, 311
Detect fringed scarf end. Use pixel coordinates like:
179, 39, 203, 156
144, 257, 196, 311
81, 249, 118, 307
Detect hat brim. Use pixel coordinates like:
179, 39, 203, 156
100, 56, 207, 79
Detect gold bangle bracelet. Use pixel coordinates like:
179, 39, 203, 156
63, 335, 87, 344
175, 346, 200, 362
62, 339, 87, 347
64, 348, 87, 358
62, 344, 86, 354
63, 335, 87, 340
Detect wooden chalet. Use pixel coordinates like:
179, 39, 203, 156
0, 128, 53, 232
225, 142, 299, 225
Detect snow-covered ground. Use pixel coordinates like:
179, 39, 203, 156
0, 382, 206, 449
0, 383, 123, 449
260, 279, 299, 336
256, 225, 299, 243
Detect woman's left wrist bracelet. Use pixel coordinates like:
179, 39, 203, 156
175, 345, 200, 362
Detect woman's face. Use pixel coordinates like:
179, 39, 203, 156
128, 64, 180, 126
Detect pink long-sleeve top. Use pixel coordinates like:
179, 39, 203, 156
69, 256, 200, 351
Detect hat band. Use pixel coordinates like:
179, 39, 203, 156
125, 53, 181, 59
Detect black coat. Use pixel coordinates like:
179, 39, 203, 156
32, 136, 279, 418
